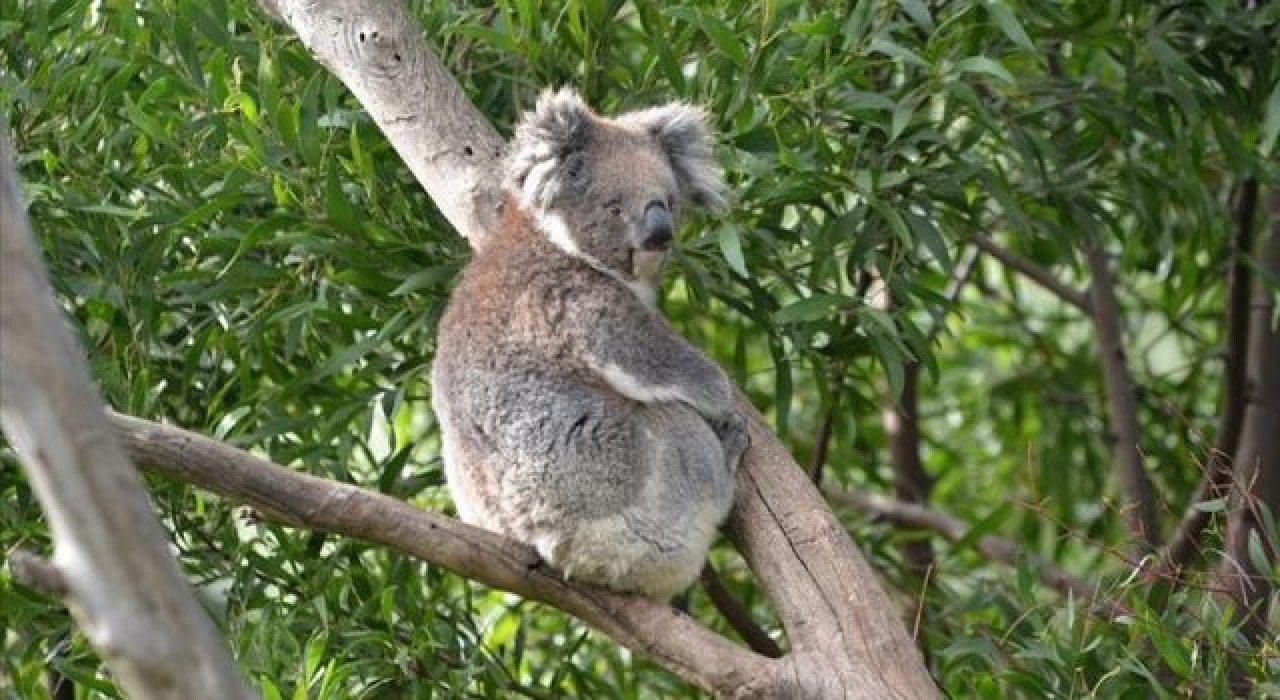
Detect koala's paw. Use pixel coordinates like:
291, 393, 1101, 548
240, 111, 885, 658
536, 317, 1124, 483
712, 412, 750, 474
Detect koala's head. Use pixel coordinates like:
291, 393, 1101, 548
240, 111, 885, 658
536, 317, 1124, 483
505, 88, 727, 299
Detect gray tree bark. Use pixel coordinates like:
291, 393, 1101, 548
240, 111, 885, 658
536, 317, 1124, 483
0, 133, 255, 700
251, 1, 939, 697
3, 1, 941, 697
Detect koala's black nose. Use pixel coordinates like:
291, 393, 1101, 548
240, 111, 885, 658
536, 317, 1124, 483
641, 201, 674, 251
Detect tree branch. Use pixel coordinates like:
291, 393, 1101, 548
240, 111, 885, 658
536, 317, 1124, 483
110, 412, 769, 696
251, 2, 940, 697
1158, 178, 1258, 576
699, 566, 784, 658
824, 488, 1127, 618
727, 401, 939, 697
258, 0, 505, 244
1215, 184, 1280, 653
1043, 51, 1158, 548
9, 550, 70, 598
0, 134, 254, 700
806, 361, 846, 484
970, 233, 1092, 313
926, 244, 982, 342
1083, 238, 1161, 547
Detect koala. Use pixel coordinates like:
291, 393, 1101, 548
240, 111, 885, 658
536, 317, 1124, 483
430, 88, 749, 600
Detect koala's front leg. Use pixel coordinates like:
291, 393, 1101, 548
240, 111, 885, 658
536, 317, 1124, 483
576, 293, 736, 423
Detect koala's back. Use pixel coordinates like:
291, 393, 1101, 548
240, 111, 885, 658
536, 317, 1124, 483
431, 216, 734, 599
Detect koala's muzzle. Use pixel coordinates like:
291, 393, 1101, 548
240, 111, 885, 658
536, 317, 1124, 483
641, 201, 674, 251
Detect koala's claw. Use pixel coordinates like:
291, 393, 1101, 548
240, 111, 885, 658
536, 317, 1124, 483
713, 412, 750, 474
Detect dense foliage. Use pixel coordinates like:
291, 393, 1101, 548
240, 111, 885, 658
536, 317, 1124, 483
3, 0, 1278, 697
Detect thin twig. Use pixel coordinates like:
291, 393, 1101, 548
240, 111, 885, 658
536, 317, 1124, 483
825, 487, 1127, 619
926, 245, 982, 342
970, 233, 1092, 313
807, 361, 846, 484
700, 566, 784, 658
109, 411, 767, 696
1214, 184, 1280, 661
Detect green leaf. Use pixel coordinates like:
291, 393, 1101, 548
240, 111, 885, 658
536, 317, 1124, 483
1191, 497, 1228, 513
700, 13, 747, 67
869, 37, 926, 67
304, 632, 328, 681
325, 167, 357, 231
905, 209, 953, 274
890, 97, 915, 142
1149, 626, 1191, 678
775, 293, 852, 323
717, 225, 749, 277
839, 89, 896, 112
390, 265, 456, 296
1247, 528, 1272, 577
987, 1, 1034, 52
870, 332, 905, 399
955, 56, 1016, 85
870, 199, 911, 244
897, 0, 934, 32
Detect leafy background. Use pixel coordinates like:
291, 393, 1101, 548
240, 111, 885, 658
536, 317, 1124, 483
2, 0, 1278, 697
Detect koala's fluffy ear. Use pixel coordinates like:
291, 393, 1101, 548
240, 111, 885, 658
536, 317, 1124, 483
505, 87, 593, 208
621, 103, 729, 214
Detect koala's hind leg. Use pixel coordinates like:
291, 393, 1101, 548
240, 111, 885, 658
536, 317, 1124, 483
548, 503, 721, 600
549, 403, 735, 600
437, 410, 508, 532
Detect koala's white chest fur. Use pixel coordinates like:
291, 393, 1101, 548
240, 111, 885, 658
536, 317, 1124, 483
430, 88, 745, 600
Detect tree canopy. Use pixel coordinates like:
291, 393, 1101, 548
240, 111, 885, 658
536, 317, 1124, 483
2, 0, 1278, 698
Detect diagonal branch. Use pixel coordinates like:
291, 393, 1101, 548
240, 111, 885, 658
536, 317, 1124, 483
926, 244, 982, 342
824, 488, 1126, 617
1045, 51, 1157, 548
1, 134, 254, 700
699, 566, 783, 658
257, 0, 506, 245
970, 233, 1092, 313
110, 412, 768, 696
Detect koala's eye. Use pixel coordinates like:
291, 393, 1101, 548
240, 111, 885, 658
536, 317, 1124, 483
610, 206, 622, 217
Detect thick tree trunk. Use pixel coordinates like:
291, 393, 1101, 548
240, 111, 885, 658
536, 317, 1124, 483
1159, 179, 1257, 577
1215, 186, 1280, 650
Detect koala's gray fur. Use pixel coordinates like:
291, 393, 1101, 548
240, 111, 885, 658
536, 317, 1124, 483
431, 88, 747, 600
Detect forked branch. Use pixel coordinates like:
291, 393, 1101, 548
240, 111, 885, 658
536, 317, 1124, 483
970, 233, 1091, 313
